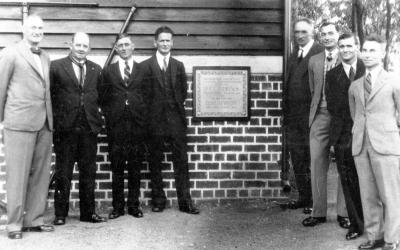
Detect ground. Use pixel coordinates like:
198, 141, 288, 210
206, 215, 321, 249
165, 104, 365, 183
0, 165, 365, 250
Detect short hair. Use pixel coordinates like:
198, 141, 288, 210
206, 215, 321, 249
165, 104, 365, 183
23, 15, 43, 28
364, 34, 385, 44
71, 32, 89, 43
319, 21, 339, 32
338, 33, 359, 45
154, 26, 174, 40
294, 17, 314, 29
116, 33, 131, 43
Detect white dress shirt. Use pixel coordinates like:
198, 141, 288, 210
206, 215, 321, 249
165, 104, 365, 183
156, 51, 170, 70
118, 56, 134, 79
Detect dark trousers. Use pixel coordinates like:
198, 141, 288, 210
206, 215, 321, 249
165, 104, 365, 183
148, 135, 192, 208
108, 119, 142, 211
287, 121, 312, 206
53, 130, 97, 220
335, 144, 364, 232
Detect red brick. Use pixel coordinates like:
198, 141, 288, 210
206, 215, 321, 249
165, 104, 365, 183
221, 145, 242, 152
190, 154, 201, 161
202, 154, 212, 161
251, 190, 261, 197
187, 135, 207, 143
261, 154, 272, 161
221, 163, 242, 170
197, 127, 219, 134
245, 181, 266, 188
268, 74, 283, 81
215, 190, 225, 197
214, 154, 225, 161
251, 92, 266, 99
198, 163, 219, 170
166, 190, 177, 197
203, 190, 214, 198
268, 109, 282, 116
268, 127, 281, 134
189, 171, 207, 179
210, 136, 231, 143
251, 75, 266, 81
267, 162, 280, 170
257, 171, 279, 179
221, 127, 243, 134
262, 82, 272, 90
268, 92, 281, 99
268, 144, 281, 152
262, 189, 272, 197
227, 190, 237, 197
238, 154, 249, 161
191, 190, 201, 198
250, 109, 266, 117
220, 180, 243, 188
245, 162, 266, 170
233, 172, 255, 179
244, 145, 266, 152
209, 172, 231, 179
226, 154, 237, 161
268, 180, 281, 188
233, 136, 254, 143
256, 136, 278, 143
239, 189, 249, 197
196, 181, 218, 188
197, 145, 219, 152
249, 154, 260, 161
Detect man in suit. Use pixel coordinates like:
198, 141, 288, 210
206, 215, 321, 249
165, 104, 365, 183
325, 33, 365, 240
282, 18, 324, 214
141, 26, 199, 214
50, 32, 106, 225
303, 22, 348, 227
0, 15, 54, 239
100, 34, 146, 219
349, 35, 400, 250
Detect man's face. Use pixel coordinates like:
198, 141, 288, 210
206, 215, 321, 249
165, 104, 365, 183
294, 21, 314, 47
154, 32, 173, 55
116, 37, 134, 60
338, 37, 358, 64
70, 33, 90, 60
23, 17, 44, 46
320, 24, 339, 50
361, 41, 384, 69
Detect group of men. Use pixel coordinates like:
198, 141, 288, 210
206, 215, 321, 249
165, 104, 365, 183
0, 15, 198, 240
284, 17, 400, 250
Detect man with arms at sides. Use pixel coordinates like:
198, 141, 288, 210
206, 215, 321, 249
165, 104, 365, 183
141, 26, 199, 214
50, 32, 106, 225
349, 35, 400, 250
282, 17, 323, 214
99, 34, 146, 219
303, 22, 349, 228
0, 15, 54, 239
325, 32, 365, 240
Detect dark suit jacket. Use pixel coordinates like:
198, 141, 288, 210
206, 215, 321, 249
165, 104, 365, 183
99, 61, 147, 134
283, 41, 324, 126
325, 59, 365, 146
140, 55, 187, 137
50, 56, 103, 134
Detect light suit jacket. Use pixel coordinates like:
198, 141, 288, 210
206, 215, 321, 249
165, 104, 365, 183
348, 69, 400, 156
0, 40, 53, 131
308, 51, 340, 127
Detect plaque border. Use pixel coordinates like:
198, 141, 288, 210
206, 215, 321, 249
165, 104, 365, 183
192, 66, 250, 121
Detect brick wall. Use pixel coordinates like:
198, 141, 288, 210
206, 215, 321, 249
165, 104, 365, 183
0, 71, 283, 210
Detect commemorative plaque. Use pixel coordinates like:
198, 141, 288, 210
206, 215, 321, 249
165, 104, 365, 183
193, 66, 250, 120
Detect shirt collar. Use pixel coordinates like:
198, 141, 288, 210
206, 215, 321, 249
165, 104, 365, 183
156, 51, 170, 67
325, 48, 338, 58
298, 39, 314, 57
342, 59, 357, 77
366, 65, 382, 84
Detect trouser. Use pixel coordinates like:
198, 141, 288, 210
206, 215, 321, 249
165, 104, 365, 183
53, 130, 97, 220
147, 135, 192, 208
4, 125, 52, 232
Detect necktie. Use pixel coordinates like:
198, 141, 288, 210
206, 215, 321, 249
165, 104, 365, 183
163, 56, 168, 72
297, 48, 303, 63
349, 66, 355, 82
124, 60, 130, 86
327, 52, 333, 62
70, 55, 86, 87
364, 73, 372, 103
30, 47, 41, 55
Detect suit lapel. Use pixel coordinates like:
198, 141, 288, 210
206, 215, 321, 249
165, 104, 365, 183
368, 69, 386, 101
170, 58, 177, 90
17, 41, 44, 81
61, 58, 80, 86
111, 62, 124, 86
150, 56, 164, 86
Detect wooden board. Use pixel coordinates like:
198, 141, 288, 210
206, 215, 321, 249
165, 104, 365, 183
42, 21, 282, 36
31, 7, 283, 23
0, 6, 21, 19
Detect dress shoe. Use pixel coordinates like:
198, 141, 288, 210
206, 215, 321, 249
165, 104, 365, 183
179, 204, 200, 215
302, 216, 326, 227
346, 230, 362, 240
337, 215, 351, 229
80, 213, 107, 223
358, 239, 385, 249
8, 231, 22, 239
303, 207, 313, 214
152, 207, 164, 213
382, 242, 399, 250
128, 207, 143, 218
22, 224, 54, 232
108, 210, 125, 219
53, 217, 65, 226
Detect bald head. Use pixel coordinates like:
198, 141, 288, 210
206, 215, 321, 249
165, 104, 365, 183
70, 32, 90, 61
22, 15, 44, 46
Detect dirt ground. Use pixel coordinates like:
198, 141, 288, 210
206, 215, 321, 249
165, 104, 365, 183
0, 166, 365, 250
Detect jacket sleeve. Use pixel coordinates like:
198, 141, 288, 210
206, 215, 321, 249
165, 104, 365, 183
0, 47, 15, 122
308, 58, 315, 97
179, 62, 188, 104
